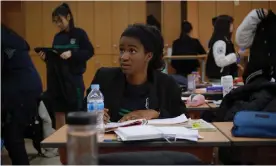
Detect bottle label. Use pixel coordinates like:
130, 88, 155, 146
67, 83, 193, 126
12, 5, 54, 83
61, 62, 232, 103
87, 102, 104, 112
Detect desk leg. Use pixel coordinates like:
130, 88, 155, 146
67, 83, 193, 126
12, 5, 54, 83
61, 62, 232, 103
201, 59, 206, 82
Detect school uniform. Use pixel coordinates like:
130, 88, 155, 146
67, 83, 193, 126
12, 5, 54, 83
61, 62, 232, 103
47, 27, 94, 113
206, 37, 238, 80
84, 67, 186, 122
1, 25, 43, 165
236, 9, 276, 84
171, 35, 206, 77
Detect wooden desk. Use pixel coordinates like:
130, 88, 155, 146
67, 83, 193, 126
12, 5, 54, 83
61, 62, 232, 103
186, 103, 217, 111
213, 122, 276, 164
213, 122, 276, 146
41, 124, 230, 163
163, 55, 207, 82
182, 89, 223, 100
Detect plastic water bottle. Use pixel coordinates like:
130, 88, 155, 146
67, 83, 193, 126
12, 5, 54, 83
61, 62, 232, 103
87, 84, 105, 142
221, 75, 234, 97
67, 112, 98, 165
187, 74, 196, 92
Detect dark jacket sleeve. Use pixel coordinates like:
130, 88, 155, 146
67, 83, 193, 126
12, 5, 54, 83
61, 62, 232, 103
71, 29, 94, 63
167, 76, 187, 117
195, 39, 206, 54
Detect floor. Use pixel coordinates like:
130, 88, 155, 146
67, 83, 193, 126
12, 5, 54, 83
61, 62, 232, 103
1, 139, 61, 165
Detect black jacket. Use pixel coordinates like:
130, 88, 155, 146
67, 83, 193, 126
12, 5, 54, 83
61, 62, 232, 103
207, 37, 237, 79
84, 67, 186, 122
216, 77, 276, 121
236, 9, 276, 83
45, 51, 82, 113
171, 35, 206, 76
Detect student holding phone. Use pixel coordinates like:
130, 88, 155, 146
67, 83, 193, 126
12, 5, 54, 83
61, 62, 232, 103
37, 3, 94, 164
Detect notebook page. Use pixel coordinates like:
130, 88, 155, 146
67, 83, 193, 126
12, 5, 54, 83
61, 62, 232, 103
155, 126, 199, 141
105, 119, 146, 129
147, 114, 188, 125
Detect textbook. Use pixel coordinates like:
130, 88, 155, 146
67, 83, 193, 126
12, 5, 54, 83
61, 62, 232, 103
105, 114, 188, 132
114, 125, 201, 142
185, 119, 217, 132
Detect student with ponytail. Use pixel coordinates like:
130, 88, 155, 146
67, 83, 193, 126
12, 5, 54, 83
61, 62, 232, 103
37, 3, 94, 164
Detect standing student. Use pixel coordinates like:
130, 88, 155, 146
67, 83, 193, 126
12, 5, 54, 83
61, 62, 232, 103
85, 24, 186, 124
236, 8, 276, 83
1, 24, 43, 165
171, 21, 206, 77
37, 3, 94, 164
206, 16, 240, 82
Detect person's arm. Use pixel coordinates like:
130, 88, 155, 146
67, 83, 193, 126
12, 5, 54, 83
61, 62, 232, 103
195, 39, 206, 55
212, 40, 238, 68
71, 29, 94, 63
235, 9, 267, 49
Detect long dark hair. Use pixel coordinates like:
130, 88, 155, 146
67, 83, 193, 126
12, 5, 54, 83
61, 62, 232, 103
208, 17, 233, 48
52, 3, 75, 29
179, 21, 193, 39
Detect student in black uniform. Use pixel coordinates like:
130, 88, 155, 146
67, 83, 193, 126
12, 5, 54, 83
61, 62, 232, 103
171, 21, 206, 77
85, 24, 186, 123
1, 24, 43, 165
206, 16, 241, 82
37, 3, 94, 164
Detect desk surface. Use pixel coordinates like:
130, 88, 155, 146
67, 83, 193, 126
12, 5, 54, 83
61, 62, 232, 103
41, 124, 230, 148
163, 55, 207, 60
213, 122, 276, 146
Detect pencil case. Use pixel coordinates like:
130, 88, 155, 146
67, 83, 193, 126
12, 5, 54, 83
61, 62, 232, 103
232, 111, 276, 138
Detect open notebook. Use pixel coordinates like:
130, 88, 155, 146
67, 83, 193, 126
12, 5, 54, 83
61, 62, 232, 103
114, 125, 201, 142
105, 114, 188, 131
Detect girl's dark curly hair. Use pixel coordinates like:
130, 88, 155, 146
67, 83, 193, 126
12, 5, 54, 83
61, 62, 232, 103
121, 23, 165, 72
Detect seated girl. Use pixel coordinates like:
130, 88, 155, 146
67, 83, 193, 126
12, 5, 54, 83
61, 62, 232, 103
85, 24, 186, 123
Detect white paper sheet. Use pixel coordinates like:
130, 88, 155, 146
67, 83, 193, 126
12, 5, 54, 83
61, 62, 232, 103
147, 114, 188, 125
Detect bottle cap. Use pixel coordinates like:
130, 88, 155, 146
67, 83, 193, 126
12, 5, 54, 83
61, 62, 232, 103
67, 112, 97, 125
91, 84, 100, 90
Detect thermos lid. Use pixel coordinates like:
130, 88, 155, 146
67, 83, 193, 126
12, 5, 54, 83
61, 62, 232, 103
67, 112, 97, 125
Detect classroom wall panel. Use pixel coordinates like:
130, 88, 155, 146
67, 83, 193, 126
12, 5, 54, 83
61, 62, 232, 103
94, 1, 112, 55
111, 2, 129, 55
252, 1, 269, 9
129, 1, 146, 24
162, 1, 181, 49
270, 1, 276, 12
24, 2, 43, 54
198, 1, 216, 50
187, 1, 199, 38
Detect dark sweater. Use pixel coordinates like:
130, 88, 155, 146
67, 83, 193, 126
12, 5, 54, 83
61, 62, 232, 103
1, 24, 42, 110
171, 35, 206, 76
84, 67, 187, 122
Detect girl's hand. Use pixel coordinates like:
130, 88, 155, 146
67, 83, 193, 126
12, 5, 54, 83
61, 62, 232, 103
60, 50, 72, 60
38, 51, 46, 60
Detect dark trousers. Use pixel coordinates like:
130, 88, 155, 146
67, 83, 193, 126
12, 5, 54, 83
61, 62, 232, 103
3, 120, 30, 165
2, 95, 39, 165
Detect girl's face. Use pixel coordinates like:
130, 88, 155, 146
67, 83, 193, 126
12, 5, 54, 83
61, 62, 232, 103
53, 15, 70, 31
229, 23, 234, 33
119, 36, 152, 75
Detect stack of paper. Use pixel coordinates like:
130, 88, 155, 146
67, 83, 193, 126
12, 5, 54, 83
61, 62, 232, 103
114, 125, 201, 142
105, 119, 147, 131
147, 114, 188, 125
105, 114, 188, 132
